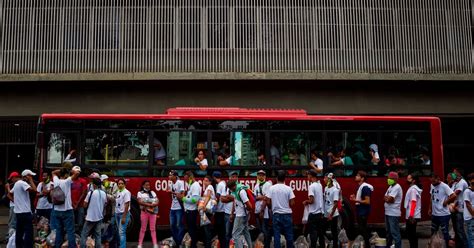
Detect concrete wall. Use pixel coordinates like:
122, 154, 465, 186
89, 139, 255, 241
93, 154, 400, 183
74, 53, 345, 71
0, 81, 473, 116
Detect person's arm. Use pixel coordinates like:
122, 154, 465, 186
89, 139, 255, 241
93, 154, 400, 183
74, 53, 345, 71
121, 193, 131, 224
328, 200, 338, 220
83, 191, 91, 208
52, 170, 60, 177
137, 193, 153, 207
26, 177, 37, 193
466, 199, 474, 216
6, 184, 13, 202
289, 190, 296, 207
444, 193, 457, 206
428, 195, 432, 216
202, 188, 213, 209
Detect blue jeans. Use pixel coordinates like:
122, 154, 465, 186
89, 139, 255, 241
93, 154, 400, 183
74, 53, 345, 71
115, 213, 130, 248
185, 210, 198, 248
273, 213, 294, 248
232, 216, 252, 248
16, 212, 33, 248
432, 215, 451, 247
466, 219, 474, 248
452, 212, 467, 248
80, 220, 102, 248
225, 213, 233, 248
53, 210, 76, 248
256, 217, 272, 248
170, 209, 185, 245
385, 215, 401, 248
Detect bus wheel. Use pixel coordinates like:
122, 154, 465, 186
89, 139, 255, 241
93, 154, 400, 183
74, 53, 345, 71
339, 197, 356, 240
127, 201, 141, 241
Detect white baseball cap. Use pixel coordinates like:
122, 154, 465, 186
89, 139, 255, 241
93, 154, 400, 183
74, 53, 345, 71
100, 174, 109, 181
72, 166, 81, 172
21, 169, 36, 177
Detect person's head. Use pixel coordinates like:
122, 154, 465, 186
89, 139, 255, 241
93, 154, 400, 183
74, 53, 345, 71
431, 174, 441, 186
257, 170, 266, 182
92, 178, 102, 189
141, 180, 151, 191
169, 170, 179, 182
203, 176, 213, 187
117, 178, 126, 190
325, 173, 334, 187
421, 150, 430, 161
8, 171, 20, 183
467, 173, 474, 188
197, 150, 206, 160
258, 152, 265, 161
310, 150, 319, 161
308, 169, 318, 181
446, 173, 455, 185
185, 171, 195, 184
277, 170, 286, 183
407, 173, 420, 186
59, 168, 70, 179
226, 180, 237, 192
230, 172, 239, 182
453, 168, 463, 181
42, 172, 50, 182
355, 170, 367, 183
387, 171, 399, 186
212, 171, 222, 181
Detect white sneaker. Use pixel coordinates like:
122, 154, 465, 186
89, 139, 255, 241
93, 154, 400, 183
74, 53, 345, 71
153, 245, 159, 248
137, 245, 143, 248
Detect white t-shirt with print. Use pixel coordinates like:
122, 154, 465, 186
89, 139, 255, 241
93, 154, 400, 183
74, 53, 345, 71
215, 181, 227, 213
384, 184, 403, 217
198, 159, 208, 169
404, 185, 422, 219
10, 180, 31, 214
171, 180, 185, 210
452, 179, 469, 211
37, 182, 54, 210
324, 186, 340, 218
138, 191, 158, 203
431, 182, 454, 216
266, 183, 295, 214
235, 189, 249, 217
85, 189, 107, 222
463, 188, 474, 221
53, 176, 73, 211
255, 181, 272, 218
308, 181, 323, 214
184, 181, 201, 211
115, 189, 131, 214
203, 185, 215, 199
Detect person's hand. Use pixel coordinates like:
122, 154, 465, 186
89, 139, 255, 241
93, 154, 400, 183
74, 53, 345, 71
70, 150, 76, 155
303, 200, 308, 206
230, 214, 235, 223
349, 194, 356, 201
121, 218, 126, 225
194, 158, 200, 163
443, 200, 448, 207
327, 215, 333, 221
428, 209, 432, 217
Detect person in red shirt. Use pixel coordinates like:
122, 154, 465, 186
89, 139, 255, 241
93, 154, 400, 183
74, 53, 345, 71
70, 166, 89, 233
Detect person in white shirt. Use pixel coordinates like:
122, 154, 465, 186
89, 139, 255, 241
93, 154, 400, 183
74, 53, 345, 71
254, 170, 272, 248
349, 170, 373, 248
182, 171, 201, 248
228, 180, 252, 248
266, 170, 295, 248
36, 172, 54, 220
5, 171, 20, 240
168, 170, 185, 246
137, 180, 159, 248
429, 174, 456, 247
463, 173, 474, 248
64, 149, 77, 164
200, 176, 216, 248
9, 169, 37, 248
309, 151, 323, 176
404, 174, 423, 248
51, 167, 80, 248
115, 178, 131, 248
303, 169, 324, 248
80, 178, 107, 248
451, 169, 469, 248
212, 171, 227, 248
194, 150, 208, 177
383, 172, 403, 248
324, 174, 340, 248
219, 173, 237, 248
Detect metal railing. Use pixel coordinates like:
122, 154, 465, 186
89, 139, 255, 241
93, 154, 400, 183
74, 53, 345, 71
0, 0, 472, 75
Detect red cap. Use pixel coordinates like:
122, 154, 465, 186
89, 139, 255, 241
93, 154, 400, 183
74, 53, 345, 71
8, 172, 20, 180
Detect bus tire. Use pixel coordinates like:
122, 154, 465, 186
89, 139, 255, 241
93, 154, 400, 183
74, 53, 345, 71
127, 199, 141, 241
339, 197, 356, 240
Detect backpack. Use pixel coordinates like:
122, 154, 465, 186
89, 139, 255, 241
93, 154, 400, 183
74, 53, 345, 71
235, 185, 256, 213
50, 185, 65, 205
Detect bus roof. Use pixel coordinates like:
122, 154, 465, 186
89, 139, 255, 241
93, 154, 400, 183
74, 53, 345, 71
40, 107, 440, 122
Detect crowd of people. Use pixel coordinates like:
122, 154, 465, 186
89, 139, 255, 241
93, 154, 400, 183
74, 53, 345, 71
3, 162, 474, 248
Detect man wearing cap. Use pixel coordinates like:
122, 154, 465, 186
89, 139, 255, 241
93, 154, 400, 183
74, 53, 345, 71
255, 170, 272, 248
9, 169, 37, 248
52, 167, 81, 248
5, 172, 20, 240
71, 166, 89, 233
384, 172, 403, 248
167, 170, 185, 246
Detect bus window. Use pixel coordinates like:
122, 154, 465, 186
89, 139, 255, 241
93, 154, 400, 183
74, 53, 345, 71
166, 131, 207, 176
221, 132, 265, 177
84, 131, 148, 176
153, 132, 168, 166
270, 132, 307, 176
46, 132, 79, 165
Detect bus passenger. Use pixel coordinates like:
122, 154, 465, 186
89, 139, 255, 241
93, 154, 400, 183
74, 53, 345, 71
194, 150, 208, 177
350, 170, 373, 248
154, 139, 166, 166
303, 169, 324, 248
429, 174, 456, 247
384, 172, 403, 248
168, 170, 185, 246
137, 180, 159, 248
255, 170, 272, 248
257, 152, 267, 166
463, 173, 474, 248
324, 173, 340, 248
266, 170, 295, 248
309, 150, 323, 176
369, 144, 380, 165
182, 171, 201, 248
115, 178, 131, 248
451, 169, 469, 248
404, 173, 423, 248
64, 149, 77, 164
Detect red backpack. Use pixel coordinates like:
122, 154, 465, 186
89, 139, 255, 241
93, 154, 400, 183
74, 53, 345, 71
236, 185, 256, 213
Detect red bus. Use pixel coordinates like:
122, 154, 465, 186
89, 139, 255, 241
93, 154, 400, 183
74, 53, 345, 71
35, 107, 443, 237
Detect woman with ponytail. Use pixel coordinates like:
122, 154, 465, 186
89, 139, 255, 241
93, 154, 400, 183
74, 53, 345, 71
137, 180, 159, 248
